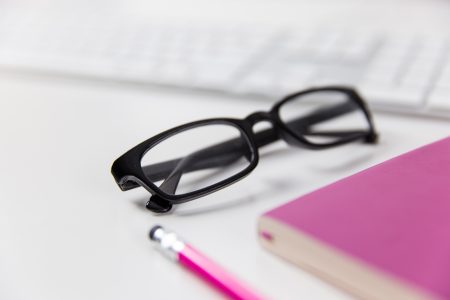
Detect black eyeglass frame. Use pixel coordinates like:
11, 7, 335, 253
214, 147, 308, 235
111, 86, 378, 213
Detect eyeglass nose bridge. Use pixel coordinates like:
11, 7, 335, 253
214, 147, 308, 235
244, 111, 273, 126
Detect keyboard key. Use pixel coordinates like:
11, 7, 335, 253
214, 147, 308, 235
155, 63, 193, 85
236, 72, 280, 96
278, 68, 315, 94
340, 37, 378, 62
359, 84, 425, 107
401, 61, 436, 87
192, 65, 238, 90
437, 62, 450, 89
428, 88, 450, 111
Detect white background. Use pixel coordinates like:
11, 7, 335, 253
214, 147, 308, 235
1, 0, 449, 299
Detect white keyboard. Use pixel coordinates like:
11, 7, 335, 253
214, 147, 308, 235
0, 12, 449, 119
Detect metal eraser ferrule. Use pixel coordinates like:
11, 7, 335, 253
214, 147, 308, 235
150, 226, 185, 261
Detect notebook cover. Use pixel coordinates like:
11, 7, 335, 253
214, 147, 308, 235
258, 137, 450, 300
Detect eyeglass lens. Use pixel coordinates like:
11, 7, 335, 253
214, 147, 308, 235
140, 123, 253, 196
279, 91, 369, 145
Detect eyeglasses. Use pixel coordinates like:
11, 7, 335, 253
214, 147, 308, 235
111, 86, 378, 213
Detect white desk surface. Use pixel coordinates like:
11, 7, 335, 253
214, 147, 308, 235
1, 1, 450, 299
0, 72, 449, 300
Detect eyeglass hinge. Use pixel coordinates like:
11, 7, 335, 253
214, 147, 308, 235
146, 195, 173, 213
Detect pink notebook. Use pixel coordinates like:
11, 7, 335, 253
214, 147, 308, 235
259, 137, 450, 300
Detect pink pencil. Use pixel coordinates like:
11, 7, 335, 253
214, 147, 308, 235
149, 225, 263, 300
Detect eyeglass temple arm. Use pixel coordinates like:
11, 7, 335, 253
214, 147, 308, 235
141, 101, 359, 190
